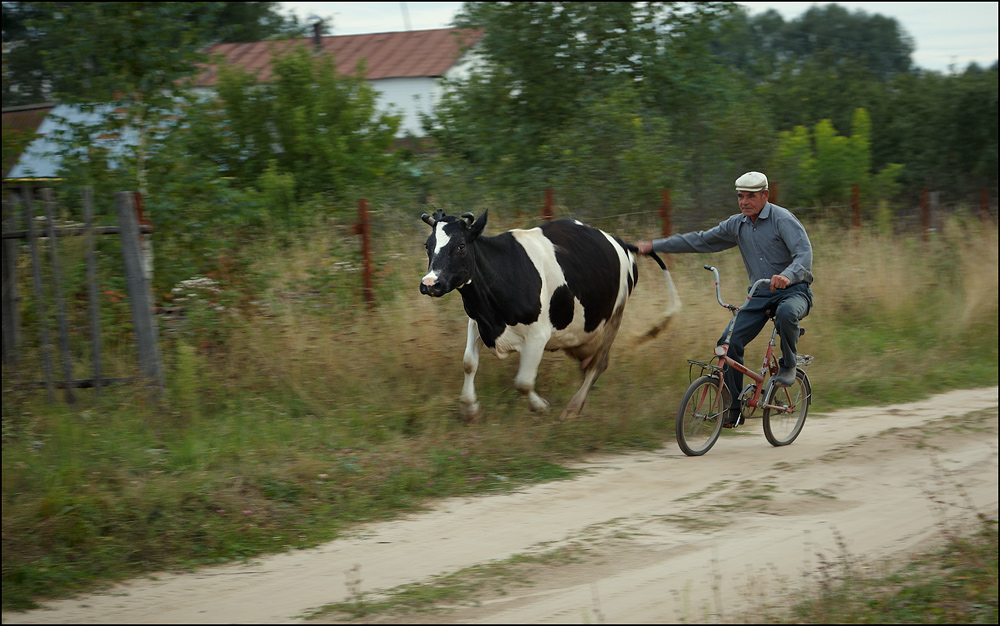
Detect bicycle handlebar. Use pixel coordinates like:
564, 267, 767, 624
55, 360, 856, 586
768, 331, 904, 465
703, 265, 771, 313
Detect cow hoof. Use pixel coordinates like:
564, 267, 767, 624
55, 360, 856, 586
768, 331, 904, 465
460, 402, 482, 424
558, 408, 581, 422
528, 393, 549, 413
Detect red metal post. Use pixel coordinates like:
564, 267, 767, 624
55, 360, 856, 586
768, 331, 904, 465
851, 184, 861, 231
659, 189, 673, 268
355, 199, 375, 309
921, 187, 930, 241
659, 189, 672, 238
542, 189, 554, 221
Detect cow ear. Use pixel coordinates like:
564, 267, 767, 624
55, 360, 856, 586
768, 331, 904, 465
469, 209, 488, 241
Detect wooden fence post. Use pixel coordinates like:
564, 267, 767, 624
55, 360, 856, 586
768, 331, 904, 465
116, 191, 165, 389
23, 185, 56, 403
84, 187, 103, 395
2, 197, 20, 367
354, 199, 375, 309
769, 181, 779, 205
42, 188, 75, 405
981, 188, 991, 226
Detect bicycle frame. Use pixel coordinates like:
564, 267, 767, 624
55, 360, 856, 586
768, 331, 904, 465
697, 266, 788, 414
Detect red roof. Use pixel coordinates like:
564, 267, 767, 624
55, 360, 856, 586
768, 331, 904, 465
195, 28, 483, 87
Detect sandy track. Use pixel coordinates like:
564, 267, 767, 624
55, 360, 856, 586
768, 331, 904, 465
3, 386, 996, 625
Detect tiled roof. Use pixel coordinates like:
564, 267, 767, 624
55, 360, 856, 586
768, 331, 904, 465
194, 27, 483, 87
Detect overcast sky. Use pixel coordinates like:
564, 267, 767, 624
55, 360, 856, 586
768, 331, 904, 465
280, 1, 998, 73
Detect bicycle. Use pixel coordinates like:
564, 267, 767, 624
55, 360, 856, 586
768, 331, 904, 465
675, 265, 813, 457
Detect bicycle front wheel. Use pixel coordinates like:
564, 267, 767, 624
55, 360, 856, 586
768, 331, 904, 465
762, 369, 811, 446
676, 375, 729, 456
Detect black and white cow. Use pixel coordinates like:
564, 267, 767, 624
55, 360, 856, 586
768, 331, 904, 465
420, 208, 673, 422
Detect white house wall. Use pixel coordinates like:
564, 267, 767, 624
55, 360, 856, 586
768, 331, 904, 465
369, 76, 437, 138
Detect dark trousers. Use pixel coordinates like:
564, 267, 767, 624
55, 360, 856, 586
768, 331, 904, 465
719, 282, 812, 410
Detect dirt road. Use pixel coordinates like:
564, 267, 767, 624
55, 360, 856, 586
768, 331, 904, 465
4, 386, 997, 625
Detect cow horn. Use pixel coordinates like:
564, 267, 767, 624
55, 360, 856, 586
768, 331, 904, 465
461, 212, 476, 226
421, 212, 436, 227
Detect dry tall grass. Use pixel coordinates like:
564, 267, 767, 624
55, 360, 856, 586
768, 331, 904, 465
225, 211, 997, 432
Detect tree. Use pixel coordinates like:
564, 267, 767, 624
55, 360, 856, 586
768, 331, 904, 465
770, 108, 901, 214
25, 2, 224, 204
211, 1, 315, 43
714, 3, 914, 83
429, 1, 748, 212
0, 2, 308, 106
174, 44, 402, 208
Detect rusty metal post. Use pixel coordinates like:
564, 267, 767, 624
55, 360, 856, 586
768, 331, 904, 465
769, 181, 779, 205
354, 199, 375, 309
659, 189, 672, 238
659, 189, 673, 268
542, 189, 554, 221
851, 184, 861, 232
921, 187, 930, 241
981, 188, 991, 226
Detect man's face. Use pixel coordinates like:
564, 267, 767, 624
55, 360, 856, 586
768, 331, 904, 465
737, 190, 768, 219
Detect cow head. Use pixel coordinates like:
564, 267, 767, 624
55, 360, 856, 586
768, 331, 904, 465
420, 209, 488, 297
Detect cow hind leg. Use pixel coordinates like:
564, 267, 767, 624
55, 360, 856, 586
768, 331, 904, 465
561, 310, 625, 421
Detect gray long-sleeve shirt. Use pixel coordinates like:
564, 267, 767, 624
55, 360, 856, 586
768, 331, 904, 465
651, 202, 814, 286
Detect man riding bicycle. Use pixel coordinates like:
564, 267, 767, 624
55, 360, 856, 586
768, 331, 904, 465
637, 171, 814, 428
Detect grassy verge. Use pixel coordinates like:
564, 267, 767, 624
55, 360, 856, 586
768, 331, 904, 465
2, 213, 997, 612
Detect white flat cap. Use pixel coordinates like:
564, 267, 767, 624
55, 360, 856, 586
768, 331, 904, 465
735, 171, 768, 191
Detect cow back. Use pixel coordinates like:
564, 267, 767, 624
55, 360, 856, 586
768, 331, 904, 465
541, 219, 637, 333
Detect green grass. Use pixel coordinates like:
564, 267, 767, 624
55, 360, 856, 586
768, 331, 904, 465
779, 516, 998, 624
2, 214, 997, 614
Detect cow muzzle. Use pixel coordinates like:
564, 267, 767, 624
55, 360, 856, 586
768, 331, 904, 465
420, 278, 445, 297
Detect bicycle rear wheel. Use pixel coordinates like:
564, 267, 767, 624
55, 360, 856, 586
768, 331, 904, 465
762, 369, 811, 446
676, 375, 730, 456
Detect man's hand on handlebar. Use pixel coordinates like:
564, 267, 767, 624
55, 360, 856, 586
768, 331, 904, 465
770, 274, 790, 291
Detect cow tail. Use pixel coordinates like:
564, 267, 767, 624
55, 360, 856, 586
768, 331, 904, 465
632, 249, 682, 344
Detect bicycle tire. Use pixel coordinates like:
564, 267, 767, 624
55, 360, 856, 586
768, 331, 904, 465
676, 375, 730, 456
762, 369, 811, 447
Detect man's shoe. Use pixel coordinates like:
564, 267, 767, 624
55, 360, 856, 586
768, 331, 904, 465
772, 366, 797, 387
723, 408, 743, 429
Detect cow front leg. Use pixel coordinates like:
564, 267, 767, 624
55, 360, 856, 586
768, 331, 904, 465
515, 337, 550, 413
460, 320, 482, 423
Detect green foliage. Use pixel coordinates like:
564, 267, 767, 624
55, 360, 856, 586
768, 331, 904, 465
771, 108, 902, 214
542, 85, 681, 215
182, 45, 402, 206
716, 4, 914, 82
434, 1, 742, 208
1, 2, 304, 106
211, 1, 315, 43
